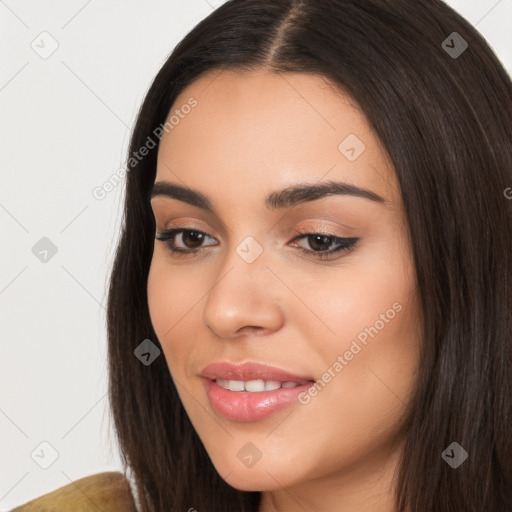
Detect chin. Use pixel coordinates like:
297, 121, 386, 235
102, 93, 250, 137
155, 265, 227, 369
220, 468, 290, 492
206, 451, 304, 492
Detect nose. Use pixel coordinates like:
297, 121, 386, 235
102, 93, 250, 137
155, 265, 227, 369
202, 243, 284, 339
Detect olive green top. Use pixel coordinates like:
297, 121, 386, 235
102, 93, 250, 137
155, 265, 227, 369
9, 471, 138, 512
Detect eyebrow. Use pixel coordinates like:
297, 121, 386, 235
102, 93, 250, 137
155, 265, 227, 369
149, 180, 386, 213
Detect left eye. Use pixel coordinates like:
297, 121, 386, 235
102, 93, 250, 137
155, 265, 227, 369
290, 233, 357, 252
155, 228, 360, 260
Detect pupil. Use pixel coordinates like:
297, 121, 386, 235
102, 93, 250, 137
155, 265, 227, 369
184, 231, 203, 248
309, 235, 331, 251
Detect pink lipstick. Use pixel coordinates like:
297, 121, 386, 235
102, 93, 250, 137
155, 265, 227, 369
201, 362, 315, 422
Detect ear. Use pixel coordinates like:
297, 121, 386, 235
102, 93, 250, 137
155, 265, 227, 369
8, 471, 138, 512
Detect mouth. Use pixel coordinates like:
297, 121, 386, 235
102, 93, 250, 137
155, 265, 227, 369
200, 361, 315, 422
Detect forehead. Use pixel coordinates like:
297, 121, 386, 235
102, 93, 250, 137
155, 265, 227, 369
155, 69, 399, 207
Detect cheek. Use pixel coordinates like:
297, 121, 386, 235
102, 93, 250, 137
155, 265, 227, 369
147, 253, 200, 328
147, 258, 191, 362
287, 277, 420, 475
147, 255, 213, 383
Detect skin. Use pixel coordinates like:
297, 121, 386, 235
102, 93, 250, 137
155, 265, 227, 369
147, 69, 421, 512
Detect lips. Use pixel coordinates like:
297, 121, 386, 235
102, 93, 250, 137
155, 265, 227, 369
200, 362, 315, 422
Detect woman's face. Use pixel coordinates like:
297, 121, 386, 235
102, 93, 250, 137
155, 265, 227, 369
148, 69, 421, 505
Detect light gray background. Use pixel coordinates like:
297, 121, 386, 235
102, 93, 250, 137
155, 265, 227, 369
1, 0, 511, 509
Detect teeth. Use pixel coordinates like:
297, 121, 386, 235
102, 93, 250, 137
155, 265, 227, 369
264, 380, 281, 391
245, 380, 266, 392
281, 381, 300, 388
215, 378, 305, 392
229, 380, 245, 391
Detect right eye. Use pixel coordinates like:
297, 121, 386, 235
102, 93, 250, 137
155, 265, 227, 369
155, 228, 218, 256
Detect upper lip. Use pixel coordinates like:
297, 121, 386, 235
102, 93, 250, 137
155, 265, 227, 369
200, 361, 314, 383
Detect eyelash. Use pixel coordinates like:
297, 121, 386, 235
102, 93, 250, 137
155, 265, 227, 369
155, 227, 359, 261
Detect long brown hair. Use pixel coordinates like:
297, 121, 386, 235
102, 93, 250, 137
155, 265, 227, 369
107, 1, 512, 510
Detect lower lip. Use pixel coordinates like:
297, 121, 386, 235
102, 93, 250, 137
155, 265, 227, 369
204, 378, 313, 422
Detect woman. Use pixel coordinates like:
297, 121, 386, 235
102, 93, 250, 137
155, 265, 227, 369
13, 0, 512, 511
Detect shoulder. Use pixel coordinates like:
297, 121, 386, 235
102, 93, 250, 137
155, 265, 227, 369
9, 471, 138, 512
